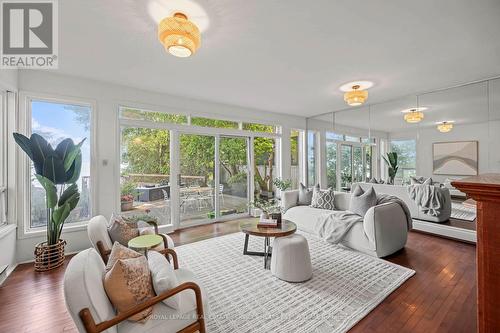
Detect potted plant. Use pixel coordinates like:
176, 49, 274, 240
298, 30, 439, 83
273, 177, 292, 199
13, 133, 84, 272
120, 180, 137, 211
383, 152, 399, 185
250, 198, 283, 225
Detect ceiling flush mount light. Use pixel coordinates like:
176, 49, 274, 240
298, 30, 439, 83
402, 108, 425, 123
158, 12, 201, 57
340, 81, 373, 107
437, 121, 454, 133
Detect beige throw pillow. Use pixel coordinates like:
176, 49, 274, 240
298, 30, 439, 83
104, 255, 155, 322
106, 242, 141, 271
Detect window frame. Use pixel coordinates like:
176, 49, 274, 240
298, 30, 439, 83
117, 105, 282, 230
17, 92, 97, 238
0, 91, 7, 226
389, 138, 417, 184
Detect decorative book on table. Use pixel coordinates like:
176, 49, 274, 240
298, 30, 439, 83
258, 217, 278, 228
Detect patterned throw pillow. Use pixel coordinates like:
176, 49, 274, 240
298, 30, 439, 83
310, 185, 336, 210
107, 214, 139, 246
104, 256, 155, 322
106, 242, 141, 271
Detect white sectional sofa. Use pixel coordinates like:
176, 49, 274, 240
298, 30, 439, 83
282, 190, 409, 258
354, 182, 451, 223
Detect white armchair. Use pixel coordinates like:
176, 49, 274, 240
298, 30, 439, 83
64, 248, 207, 333
87, 215, 175, 264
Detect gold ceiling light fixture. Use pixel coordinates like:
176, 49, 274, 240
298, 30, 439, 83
403, 108, 425, 123
437, 121, 454, 133
343, 85, 369, 106
158, 12, 201, 58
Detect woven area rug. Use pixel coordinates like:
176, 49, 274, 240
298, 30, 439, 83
175, 231, 415, 333
451, 202, 476, 221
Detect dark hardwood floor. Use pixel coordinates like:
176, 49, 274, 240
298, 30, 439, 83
0, 219, 476, 333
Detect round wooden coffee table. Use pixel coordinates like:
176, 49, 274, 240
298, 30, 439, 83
240, 220, 297, 269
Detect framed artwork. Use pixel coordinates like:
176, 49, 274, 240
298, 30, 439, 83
433, 141, 478, 175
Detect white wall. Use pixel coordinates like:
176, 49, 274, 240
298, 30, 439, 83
12, 70, 307, 262
389, 121, 500, 183
0, 70, 18, 91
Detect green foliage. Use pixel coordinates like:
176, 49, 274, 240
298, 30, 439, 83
273, 178, 292, 191
121, 180, 138, 196
250, 198, 281, 214
120, 118, 292, 197
13, 133, 83, 245
382, 152, 399, 184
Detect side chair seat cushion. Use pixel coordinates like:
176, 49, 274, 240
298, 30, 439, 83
64, 248, 118, 333
117, 268, 209, 333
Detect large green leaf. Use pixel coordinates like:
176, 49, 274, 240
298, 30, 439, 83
30, 134, 55, 175
63, 139, 85, 172
55, 138, 75, 162
13, 133, 34, 161
52, 202, 71, 226
58, 184, 78, 207
42, 153, 67, 184
35, 174, 57, 209
65, 152, 82, 183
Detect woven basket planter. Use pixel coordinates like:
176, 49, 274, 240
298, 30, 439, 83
34, 239, 66, 272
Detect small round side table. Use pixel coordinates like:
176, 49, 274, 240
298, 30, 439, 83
128, 234, 163, 258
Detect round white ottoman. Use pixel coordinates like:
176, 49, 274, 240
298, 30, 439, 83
271, 234, 312, 282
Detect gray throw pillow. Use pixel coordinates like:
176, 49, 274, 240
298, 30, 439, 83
410, 176, 433, 185
298, 183, 313, 205
349, 185, 377, 217
310, 186, 335, 210
368, 178, 379, 184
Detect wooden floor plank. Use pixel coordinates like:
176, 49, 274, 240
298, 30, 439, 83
0, 218, 477, 333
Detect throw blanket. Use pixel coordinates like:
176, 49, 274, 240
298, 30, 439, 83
315, 194, 413, 244
407, 184, 445, 216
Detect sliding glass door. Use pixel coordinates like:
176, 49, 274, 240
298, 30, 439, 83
219, 136, 250, 216
179, 133, 216, 226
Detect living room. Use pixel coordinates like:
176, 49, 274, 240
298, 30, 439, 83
1, 1, 500, 332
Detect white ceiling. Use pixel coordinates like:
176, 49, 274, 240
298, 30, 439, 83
58, 0, 500, 117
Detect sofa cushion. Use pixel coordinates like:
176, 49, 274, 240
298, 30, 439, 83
349, 185, 377, 217
104, 255, 155, 322
148, 251, 180, 310
298, 183, 313, 205
310, 186, 335, 210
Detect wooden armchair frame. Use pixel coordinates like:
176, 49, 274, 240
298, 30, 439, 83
79, 249, 205, 333
96, 220, 171, 264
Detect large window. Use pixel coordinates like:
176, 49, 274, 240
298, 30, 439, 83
0, 92, 7, 225
120, 127, 172, 225
390, 139, 416, 184
307, 131, 316, 186
30, 99, 92, 228
290, 129, 301, 189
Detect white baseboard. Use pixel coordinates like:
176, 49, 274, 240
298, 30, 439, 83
412, 220, 477, 243
0, 263, 18, 285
